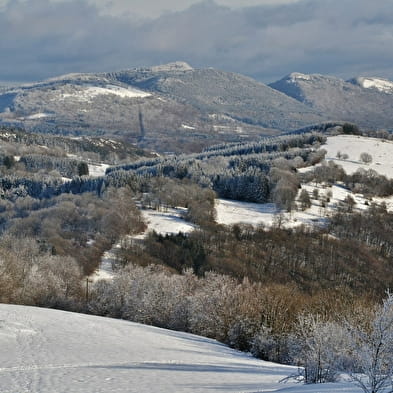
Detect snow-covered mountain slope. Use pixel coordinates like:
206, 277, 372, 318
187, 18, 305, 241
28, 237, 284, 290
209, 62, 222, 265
350, 77, 393, 94
111, 65, 325, 132
0, 72, 223, 153
270, 73, 393, 130
0, 304, 361, 393
0, 304, 305, 393
0, 63, 325, 153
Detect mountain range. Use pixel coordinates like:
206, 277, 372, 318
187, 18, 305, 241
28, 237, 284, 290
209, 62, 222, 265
0, 62, 392, 153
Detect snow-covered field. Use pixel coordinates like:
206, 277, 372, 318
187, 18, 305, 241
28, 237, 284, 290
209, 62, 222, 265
216, 199, 277, 227
0, 304, 361, 393
323, 134, 393, 177
140, 207, 196, 237
216, 184, 368, 229
217, 135, 393, 228
92, 207, 195, 281
87, 162, 109, 177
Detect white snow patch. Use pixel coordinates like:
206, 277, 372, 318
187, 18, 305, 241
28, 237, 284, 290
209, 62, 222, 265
26, 112, 51, 120
60, 85, 151, 102
356, 77, 393, 93
181, 124, 196, 130
289, 72, 312, 82
91, 250, 117, 282
151, 61, 193, 72
85, 85, 151, 98
0, 304, 361, 393
88, 163, 109, 177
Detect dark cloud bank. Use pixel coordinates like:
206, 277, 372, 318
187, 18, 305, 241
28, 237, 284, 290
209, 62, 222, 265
1, 0, 393, 83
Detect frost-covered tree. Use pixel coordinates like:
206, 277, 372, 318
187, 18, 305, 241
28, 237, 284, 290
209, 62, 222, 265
349, 293, 393, 393
290, 314, 352, 384
273, 180, 298, 212
360, 152, 373, 164
298, 189, 312, 210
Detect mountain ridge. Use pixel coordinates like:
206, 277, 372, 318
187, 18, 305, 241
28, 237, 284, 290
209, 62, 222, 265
269, 72, 393, 130
1, 63, 393, 154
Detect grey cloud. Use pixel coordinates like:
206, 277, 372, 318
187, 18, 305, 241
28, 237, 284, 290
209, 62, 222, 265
0, 0, 393, 84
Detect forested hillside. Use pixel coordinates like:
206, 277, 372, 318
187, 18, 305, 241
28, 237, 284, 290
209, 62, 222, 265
1, 124, 393, 392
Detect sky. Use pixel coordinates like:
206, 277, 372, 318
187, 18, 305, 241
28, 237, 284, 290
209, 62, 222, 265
0, 0, 392, 84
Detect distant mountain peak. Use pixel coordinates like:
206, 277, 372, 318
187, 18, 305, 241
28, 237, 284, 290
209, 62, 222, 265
288, 72, 313, 82
349, 76, 393, 94
285, 72, 343, 85
150, 61, 193, 73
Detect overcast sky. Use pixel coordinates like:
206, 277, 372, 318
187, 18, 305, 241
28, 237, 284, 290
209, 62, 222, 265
0, 0, 392, 84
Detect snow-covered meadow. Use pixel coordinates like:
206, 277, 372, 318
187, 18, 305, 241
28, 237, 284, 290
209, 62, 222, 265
0, 304, 361, 393
323, 134, 393, 177
216, 184, 368, 229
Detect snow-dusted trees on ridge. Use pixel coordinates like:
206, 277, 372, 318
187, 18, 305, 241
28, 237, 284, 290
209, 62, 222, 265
104, 132, 325, 204
20, 154, 89, 178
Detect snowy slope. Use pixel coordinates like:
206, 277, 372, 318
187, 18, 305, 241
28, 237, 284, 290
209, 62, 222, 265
216, 199, 277, 227
92, 207, 196, 281
139, 208, 196, 237
87, 162, 109, 177
322, 134, 393, 178
216, 185, 368, 229
0, 304, 360, 393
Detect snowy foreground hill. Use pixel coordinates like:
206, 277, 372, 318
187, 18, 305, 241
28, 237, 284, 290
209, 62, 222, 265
0, 304, 361, 393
